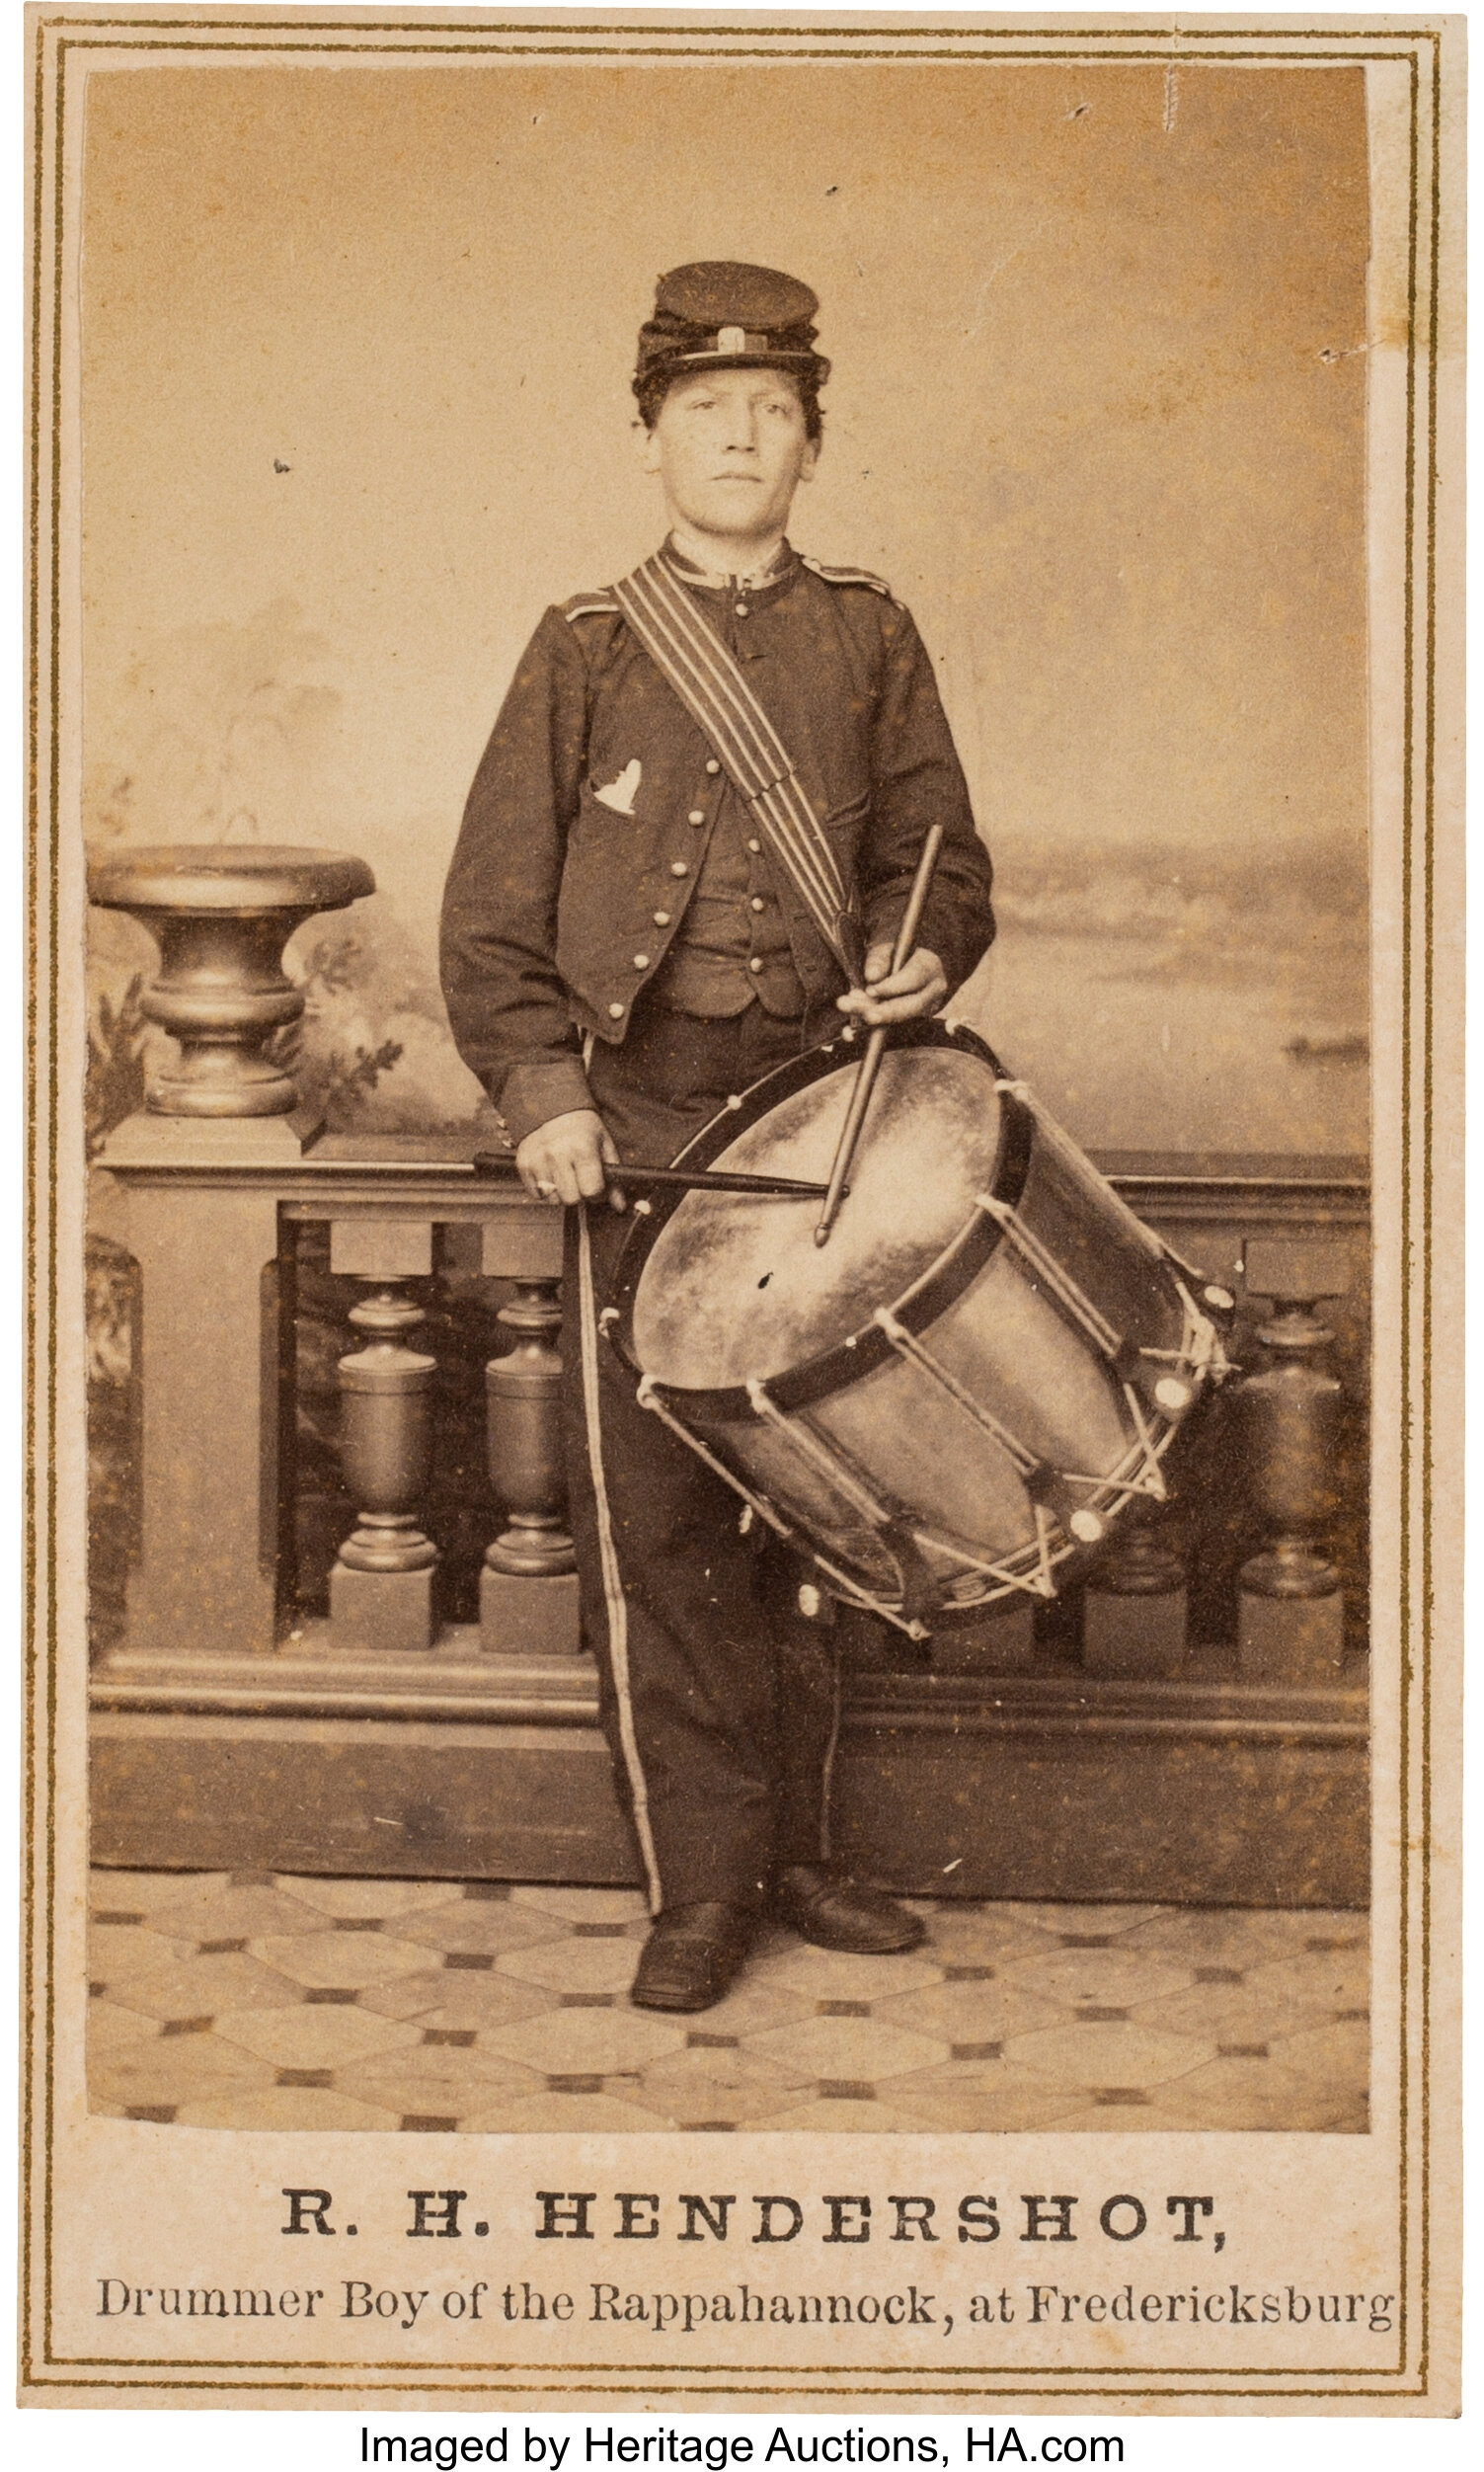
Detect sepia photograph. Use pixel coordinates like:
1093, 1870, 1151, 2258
24, 5, 1460, 2413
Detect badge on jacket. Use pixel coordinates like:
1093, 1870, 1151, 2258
593, 758, 642, 815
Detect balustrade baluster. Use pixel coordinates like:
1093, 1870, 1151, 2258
479, 1224, 581, 1658
1233, 1239, 1348, 1681
1082, 1502, 1188, 1678
484, 1280, 576, 1576
328, 1221, 438, 1654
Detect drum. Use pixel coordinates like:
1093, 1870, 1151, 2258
601, 1019, 1230, 1637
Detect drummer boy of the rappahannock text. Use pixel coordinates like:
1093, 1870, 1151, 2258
440, 262, 995, 2012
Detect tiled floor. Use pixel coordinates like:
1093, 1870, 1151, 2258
88, 1872, 1369, 2133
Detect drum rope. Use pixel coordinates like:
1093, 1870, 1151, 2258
1162, 1234, 1225, 1287
1120, 1382, 1168, 1499
917, 1519, 1058, 1601
974, 1192, 1124, 1358
745, 1380, 902, 1532
1171, 1281, 1228, 1379
1058, 1467, 1158, 1505
871, 1305, 1040, 1475
635, 1375, 794, 1545
746, 1382, 1058, 1606
634, 1378, 930, 1639
1026, 1096, 1222, 1303
993, 1077, 1169, 1266
1051, 1425, 1170, 1517
807, 1559, 929, 1640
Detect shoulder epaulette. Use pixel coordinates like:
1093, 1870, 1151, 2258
559, 592, 622, 624
798, 554, 897, 601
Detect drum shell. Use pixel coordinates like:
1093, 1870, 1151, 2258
612, 1023, 1209, 1622
679, 1112, 1193, 1611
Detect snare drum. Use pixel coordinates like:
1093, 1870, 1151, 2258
602, 1019, 1227, 1636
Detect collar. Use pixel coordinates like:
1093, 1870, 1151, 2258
660, 534, 798, 596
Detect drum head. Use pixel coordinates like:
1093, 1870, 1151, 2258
631, 1042, 1004, 1393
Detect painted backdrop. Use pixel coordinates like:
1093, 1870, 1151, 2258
82, 56, 1369, 1157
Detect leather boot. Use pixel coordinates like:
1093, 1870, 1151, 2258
771, 1864, 926, 1954
630, 1901, 757, 2012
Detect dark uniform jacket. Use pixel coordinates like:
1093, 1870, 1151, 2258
440, 541, 995, 1147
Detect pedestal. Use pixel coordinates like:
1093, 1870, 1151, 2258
479, 1567, 584, 1658
1238, 1588, 1346, 1682
329, 1561, 435, 1657
1080, 1508, 1188, 1678
1083, 1586, 1189, 1679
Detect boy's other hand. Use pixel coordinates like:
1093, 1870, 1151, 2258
835, 942, 947, 1027
515, 1110, 627, 1210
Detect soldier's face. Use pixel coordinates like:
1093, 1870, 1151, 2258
642, 368, 819, 545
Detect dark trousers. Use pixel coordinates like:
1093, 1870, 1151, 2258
561, 1002, 840, 1914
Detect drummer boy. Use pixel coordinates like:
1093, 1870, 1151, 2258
440, 263, 994, 2013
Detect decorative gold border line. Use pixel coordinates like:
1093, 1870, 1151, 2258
20, 0, 49, 2423
31, 15, 1455, 37
24, 10, 1443, 2404
23, 8, 1438, 2402
11, 2372, 1434, 2392
26, 40, 1436, 60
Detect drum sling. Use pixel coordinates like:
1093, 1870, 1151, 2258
611, 553, 863, 982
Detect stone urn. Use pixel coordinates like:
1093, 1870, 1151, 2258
88, 843, 374, 1118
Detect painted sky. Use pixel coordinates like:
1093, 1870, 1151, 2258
81, 59, 1367, 885
79, 56, 1370, 1154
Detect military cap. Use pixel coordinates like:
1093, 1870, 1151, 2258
634, 261, 830, 389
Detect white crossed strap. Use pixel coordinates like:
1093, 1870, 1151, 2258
611, 552, 861, 980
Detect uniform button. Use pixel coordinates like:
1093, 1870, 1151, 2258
670, 860, 688, 877
633, 953, 650, 971
746, 837, 761, 853
735, 601, 749, 617
749, 896, 765, 913
688, 808, 706, 825
748, 956, 764, 974
653, 910, 670, 926
608, 1002, 625, 1019
705, 758, 721, 775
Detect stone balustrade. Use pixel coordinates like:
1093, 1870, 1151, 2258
86, 844, 1370, 1905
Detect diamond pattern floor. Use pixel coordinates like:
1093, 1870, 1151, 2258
87, 1872, 1369, 2132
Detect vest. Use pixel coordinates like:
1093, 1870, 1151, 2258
655, 788, 806, 1017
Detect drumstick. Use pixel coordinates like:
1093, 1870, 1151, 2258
472, 1154, 835, 1201
814, 823, 945, 1247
